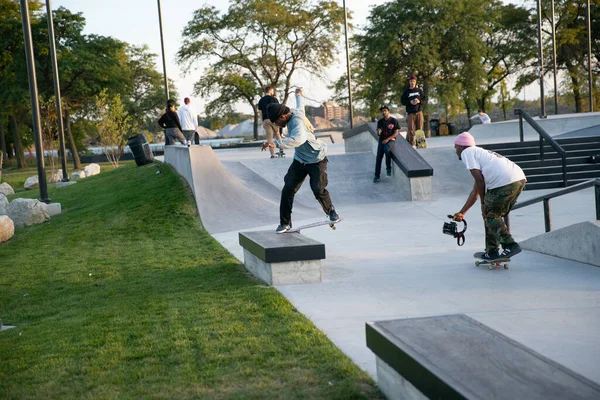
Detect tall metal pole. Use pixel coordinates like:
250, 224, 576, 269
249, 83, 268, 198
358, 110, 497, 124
587, 0, 594, 112
536, 0, 546, 118
20, 0, 50, 203
550, 0, 558, 115
343, 0, 354, 128
157, 0, 169, 102
45, 0, 68, 181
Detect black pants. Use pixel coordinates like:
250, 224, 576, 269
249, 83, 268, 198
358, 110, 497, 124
375, 140, 395, 178
280, 158, 334, 225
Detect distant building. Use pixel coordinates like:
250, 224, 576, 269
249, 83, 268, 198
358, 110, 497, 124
305, 102, 348, 121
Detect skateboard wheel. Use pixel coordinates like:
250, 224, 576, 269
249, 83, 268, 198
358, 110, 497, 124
488, 265, 493, 270
475, 261, 480, 266
504, 264, 509, 269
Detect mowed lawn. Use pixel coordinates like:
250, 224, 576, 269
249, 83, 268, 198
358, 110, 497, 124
0, 162, 381, 399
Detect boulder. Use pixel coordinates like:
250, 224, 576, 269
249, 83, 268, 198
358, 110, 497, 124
71, 171, 86, 180
0, 193, 8, 215
0, 215, 14, 243
84, 163, 100, 177
0, 182, 15, 196
7, 198, 50, 228
49, 169, 63, 183
24, 175, 39, 190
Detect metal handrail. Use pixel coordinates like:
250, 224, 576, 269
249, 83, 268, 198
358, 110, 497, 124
504, 178, 600, 232
514, 109, 568, 187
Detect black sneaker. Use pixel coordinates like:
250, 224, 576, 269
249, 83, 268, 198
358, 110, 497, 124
480, 250, 500, 261
373, 176, 380, 183
329, 209, 340, 223
276, 224, 291, 233
386, 168, 392, 176
501, 243, 522, 258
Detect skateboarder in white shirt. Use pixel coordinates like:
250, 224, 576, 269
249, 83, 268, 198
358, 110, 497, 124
470, 110, 491, 124
452, 132, 527, 261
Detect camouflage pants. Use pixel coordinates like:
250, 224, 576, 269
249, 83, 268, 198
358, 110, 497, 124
483, 180, 526, 252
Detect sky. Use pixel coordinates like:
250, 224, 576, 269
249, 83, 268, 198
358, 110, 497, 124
51, 0, 536, 114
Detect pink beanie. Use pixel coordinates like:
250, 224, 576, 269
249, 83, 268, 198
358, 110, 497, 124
454, 132, 475, 147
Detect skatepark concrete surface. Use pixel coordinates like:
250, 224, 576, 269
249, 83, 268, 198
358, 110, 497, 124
167, 127, 600, 384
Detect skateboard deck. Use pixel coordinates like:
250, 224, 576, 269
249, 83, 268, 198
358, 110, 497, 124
283, 216, 346, 234
415, 129, 427, 148
473, 252, 510, 270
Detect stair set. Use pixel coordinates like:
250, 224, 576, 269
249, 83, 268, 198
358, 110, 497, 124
481, 135, 600, 190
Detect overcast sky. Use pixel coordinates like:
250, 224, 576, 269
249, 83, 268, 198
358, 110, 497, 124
51, 0, 536, 114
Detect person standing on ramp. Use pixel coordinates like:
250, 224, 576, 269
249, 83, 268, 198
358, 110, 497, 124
261, 88, 340, 233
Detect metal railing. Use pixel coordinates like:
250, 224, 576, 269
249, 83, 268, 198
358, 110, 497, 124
514, 109, 568, 187
504, 178, 600, 232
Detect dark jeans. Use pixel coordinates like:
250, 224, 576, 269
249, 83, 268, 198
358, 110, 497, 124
375, 140, 395, 178
280, 158, 334, 225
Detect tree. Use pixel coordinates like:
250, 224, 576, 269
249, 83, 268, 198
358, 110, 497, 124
544, 0, 599, 112
350, 0, 497, 132
178, 0, 346, 139
95, 89, 132, 168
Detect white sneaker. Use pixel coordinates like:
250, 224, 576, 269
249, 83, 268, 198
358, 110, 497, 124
185, 140, 191, 147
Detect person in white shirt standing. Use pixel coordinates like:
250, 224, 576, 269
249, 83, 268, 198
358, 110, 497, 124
178, 97, 199, 145
470, 110, 492, 124
452, 132, 527, 261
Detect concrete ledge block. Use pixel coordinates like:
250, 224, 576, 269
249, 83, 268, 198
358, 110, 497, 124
56, 181, 77, 188
521, 220, 600, 267
239, 231, 325, 263
243, 249, 322, 285
47, 203, 62, 217
375, 357, 427, 400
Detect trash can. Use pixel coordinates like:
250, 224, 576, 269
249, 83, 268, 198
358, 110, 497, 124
429, 119, 440, 136
127, 134, 154, 166
447, 123, 456, 135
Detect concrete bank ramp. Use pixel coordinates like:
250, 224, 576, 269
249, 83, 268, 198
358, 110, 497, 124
165, 146, 311, 234
522, 221, 600, 267
226, 152, 402, 207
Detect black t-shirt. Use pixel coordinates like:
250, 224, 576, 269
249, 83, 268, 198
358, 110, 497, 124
258, 95, 279, 120
377, 117, 400, 142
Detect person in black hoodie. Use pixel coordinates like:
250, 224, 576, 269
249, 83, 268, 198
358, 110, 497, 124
401, 74, 426, 147
158, 100, 188, 146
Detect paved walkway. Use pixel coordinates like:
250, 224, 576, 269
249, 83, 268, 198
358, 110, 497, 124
204, 130, 600, 383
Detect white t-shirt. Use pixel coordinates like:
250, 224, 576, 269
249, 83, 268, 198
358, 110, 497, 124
177, 104, 199, 131
460, 146, 526, 190
471, 113, 491, 124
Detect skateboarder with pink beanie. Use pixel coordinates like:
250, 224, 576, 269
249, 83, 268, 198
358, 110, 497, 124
452, 132, 527, 261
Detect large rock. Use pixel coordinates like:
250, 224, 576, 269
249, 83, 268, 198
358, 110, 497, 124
7, 198, 50, 228
24, 175, 39, 190
71, 171, 86, 180
0, 215, 14, 243
0, 193, 8, 215
49, 169, 63, 183
0, 182, 15, 196
84, 163, 100, 177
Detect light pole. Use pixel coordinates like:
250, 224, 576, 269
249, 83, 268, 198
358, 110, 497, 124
342, 0, 354, 128
536, 0, 546, 118
157, 0, 169, 103
45, 0, 69, 181
550, 0, 558, 115
587, 0, 594, 112
20, 0, 50, 203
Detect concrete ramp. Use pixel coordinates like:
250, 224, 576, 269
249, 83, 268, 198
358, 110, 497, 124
229, 152, 403, 207
522, 221, 600, 267
164, 146, 311, 234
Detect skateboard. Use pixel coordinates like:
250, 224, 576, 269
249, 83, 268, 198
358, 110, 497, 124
415, 129, 427, 148
473, 252, 510, 270
283, 216, 346, 234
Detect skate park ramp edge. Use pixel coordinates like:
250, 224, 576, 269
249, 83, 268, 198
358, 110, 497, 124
164, 146, 311, 234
